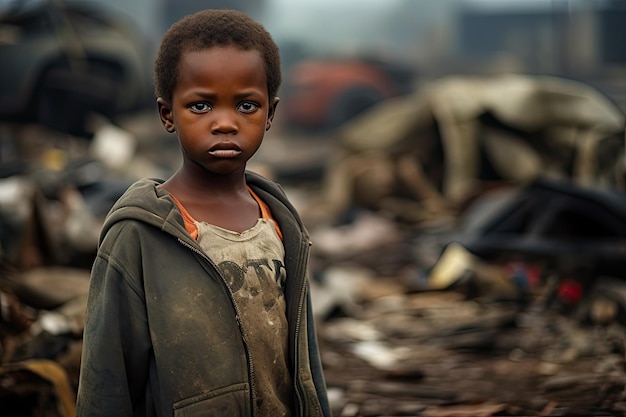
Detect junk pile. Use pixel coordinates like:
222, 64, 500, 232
0, 21, 163, 416
312, 178, 626, 416
303, 73, 626, 228
0, 118, 166, 416
303, 74, 626, 416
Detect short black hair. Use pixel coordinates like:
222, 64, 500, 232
153, 9, 281, 103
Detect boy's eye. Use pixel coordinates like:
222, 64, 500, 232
238, 101, 259, 114
189, 102, 211, 113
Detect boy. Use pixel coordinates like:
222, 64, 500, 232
76, 9, 330, 417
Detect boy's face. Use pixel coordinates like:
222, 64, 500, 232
157, 46, 279, 176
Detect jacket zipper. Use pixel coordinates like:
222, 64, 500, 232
178, 238, 258, 417
292, 238, 311, 417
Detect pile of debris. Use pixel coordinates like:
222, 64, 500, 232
319, 288, 626, 416
0, 118, 165, 417
308, 178, 626, 416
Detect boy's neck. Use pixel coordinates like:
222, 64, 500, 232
160, 165, 261, 232
163, 165, 248, 197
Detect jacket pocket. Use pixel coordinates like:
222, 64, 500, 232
173, 382, 250, 417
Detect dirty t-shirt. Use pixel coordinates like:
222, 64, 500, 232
195, 216, 293, 416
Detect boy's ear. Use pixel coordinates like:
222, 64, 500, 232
157, 97, 176, 133
266, 97, 280, 131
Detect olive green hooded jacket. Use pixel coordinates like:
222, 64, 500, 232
76, 172, 330, 417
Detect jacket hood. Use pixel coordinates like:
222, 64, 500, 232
99, 172, 304, 245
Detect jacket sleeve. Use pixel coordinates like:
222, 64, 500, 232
76, 224, 152, 417
306, 292, 332, 417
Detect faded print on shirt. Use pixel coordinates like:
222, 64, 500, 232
196, 218, 293, 416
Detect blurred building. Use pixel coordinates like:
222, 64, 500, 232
454, 0, 626, 110
457, 0, 626, 73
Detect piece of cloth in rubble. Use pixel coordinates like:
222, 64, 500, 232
172, 189, 293, 416
76, 172, 330, 417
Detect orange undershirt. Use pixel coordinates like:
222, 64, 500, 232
169, 187, 283, 241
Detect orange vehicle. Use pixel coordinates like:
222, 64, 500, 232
281, 56, 415, 131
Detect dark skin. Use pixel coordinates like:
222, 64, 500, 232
156, 46, 280, 232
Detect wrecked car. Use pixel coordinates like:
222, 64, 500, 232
0, 0, 153, 137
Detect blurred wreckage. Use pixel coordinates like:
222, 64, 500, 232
308, 73, 626, 225
0, 0, 153, 138
0, 0, 153, 415
308, 74, 626, 416
1, 32, 626, 414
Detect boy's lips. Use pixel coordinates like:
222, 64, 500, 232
208, 142, 242, 158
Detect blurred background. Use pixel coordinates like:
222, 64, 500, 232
3, 1, 626, 416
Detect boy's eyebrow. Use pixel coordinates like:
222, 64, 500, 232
182, 91, 216, 100
234, 90, 266, 100
182, 89, 266, 100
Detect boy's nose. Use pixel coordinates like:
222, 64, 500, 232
210, 109, 238, 133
